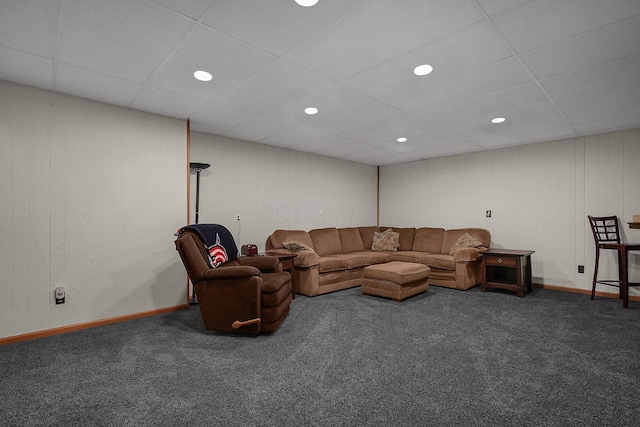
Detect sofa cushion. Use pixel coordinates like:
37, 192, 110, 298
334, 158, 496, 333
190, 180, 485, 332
270, 230, 314, 250
338, 227, 365, 253
387, 251, 426, 264
371, 228, 399, 251
442, 228, 491, 255
310, 228, 342, 256
358, 226, 379, 250
412, 228, 445, 253
449, 232, 486, 255
421, 254, 455, 271
317, 255, 348, 273
392, 228, 416, 251
283, 240, 314, 252
331, 252, 391, 269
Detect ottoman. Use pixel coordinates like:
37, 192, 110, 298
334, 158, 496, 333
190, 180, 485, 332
362, 261, 430, 302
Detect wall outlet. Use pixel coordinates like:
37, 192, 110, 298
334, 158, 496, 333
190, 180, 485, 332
578, 265, 584, 274
486, 210, 492, 218
55, 287, 65, 304
236, 214, 240, 221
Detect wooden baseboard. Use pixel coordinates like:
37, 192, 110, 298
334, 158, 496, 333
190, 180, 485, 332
533, 282, 640, 302
0, 304, 189, 346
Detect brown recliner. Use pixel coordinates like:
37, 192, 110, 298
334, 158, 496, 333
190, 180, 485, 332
175, 230, 292, 334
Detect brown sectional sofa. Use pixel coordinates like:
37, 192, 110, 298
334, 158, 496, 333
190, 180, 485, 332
265, 226, 491, 297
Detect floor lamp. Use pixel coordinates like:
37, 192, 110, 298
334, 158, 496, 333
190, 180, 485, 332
189, 162, 210, 304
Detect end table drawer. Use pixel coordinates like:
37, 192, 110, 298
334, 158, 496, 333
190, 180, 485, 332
485, 254, 517, 267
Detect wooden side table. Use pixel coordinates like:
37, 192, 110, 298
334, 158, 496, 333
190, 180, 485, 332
480, 249, 535, 298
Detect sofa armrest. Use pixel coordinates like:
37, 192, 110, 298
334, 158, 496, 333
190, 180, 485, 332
292, 250, 320, 267
203, 266, 261, 280
238, 256, 280, 272
453, 248, 481, 263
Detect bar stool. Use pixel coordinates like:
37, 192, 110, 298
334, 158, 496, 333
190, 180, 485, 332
588, 215, 640, 308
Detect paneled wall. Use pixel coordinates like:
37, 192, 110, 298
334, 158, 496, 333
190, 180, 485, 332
0, 82, 187, 339
380, 129, 640, 294
189, 132, 378, 249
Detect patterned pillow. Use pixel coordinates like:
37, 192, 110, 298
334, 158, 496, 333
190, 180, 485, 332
371, 228, 400, 251
283, 240, 314, 252
449, 232, 486, 255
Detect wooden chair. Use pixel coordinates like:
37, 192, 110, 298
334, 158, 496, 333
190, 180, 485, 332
588, 215, 640, 308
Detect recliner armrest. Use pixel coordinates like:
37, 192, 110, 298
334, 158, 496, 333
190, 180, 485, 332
238, 256, 280, 272
203, 266, 261, 280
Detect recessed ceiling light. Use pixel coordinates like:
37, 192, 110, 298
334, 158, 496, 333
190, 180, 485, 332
413, 64, 433, 76
304, 107, 318, 115
491, 117, 506, 124
295, 0, 318, 6
397, 137, 408, 143
193, 70, 212, 82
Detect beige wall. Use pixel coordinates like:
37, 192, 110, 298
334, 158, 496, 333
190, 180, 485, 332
0, 82, 187, 339
380, 129, 640, 294
189, 131, 378, 250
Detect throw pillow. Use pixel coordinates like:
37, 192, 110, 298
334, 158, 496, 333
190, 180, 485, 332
449, 232, 486, 255
371, 228, 400, 251
283, 240, 314, 252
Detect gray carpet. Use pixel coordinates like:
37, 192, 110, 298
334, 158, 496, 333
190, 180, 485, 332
2, 286, 640, 426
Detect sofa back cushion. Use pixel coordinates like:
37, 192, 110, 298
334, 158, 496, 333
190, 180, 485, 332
269, 230, 314, 250
338, 227, 365, 253
309, 227, 343, 256
442, 228, 491, 255
392, 227, 416, 251
358, 226, 379, 249
412, 228, 445, 253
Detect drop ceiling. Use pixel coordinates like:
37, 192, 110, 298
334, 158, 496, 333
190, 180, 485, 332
1, 0, 640, 166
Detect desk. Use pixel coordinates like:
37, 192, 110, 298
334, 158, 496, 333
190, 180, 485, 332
480, 249, 535, 298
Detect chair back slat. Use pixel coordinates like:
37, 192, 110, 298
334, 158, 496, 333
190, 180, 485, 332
588, 215, 621, 244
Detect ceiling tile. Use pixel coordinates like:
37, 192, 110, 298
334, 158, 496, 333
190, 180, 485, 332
476, 0, 529, 16
0, 46, 53, 90
520, 14, 640, 79
146, 25, 276, 101
150, 0, 215, 20
58, 0, 193, 82
264, 84, 373, 125
129, 86, 206, 120
258, 126, 330, 148
200, 0, 367, 57
417, 83, 549, 126
554, 79, 640, 113
405, 142, 485, 159
541, 53, 640, 99
55, 63, 141, 107
291, 135, 356, 154
211, 60, 333, 115
574, 113, 640, 134
366, 125, 464, 150
491, 0, 640, 53
385, 57, 532, 113
474, 125, 577, 148
341, 21, 512, 100
285, 0, 483, 81
456, 113, 573, 144
564, 98, 640, 125
317, 142, 380, 158
338, 115, 431, 142
222, 116, 297, 141
361, 152, 421, 166
189, 102, 256, 135
0, 0, 59, 58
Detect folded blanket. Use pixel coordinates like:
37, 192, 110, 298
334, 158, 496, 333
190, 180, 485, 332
176, 224, 238, 267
